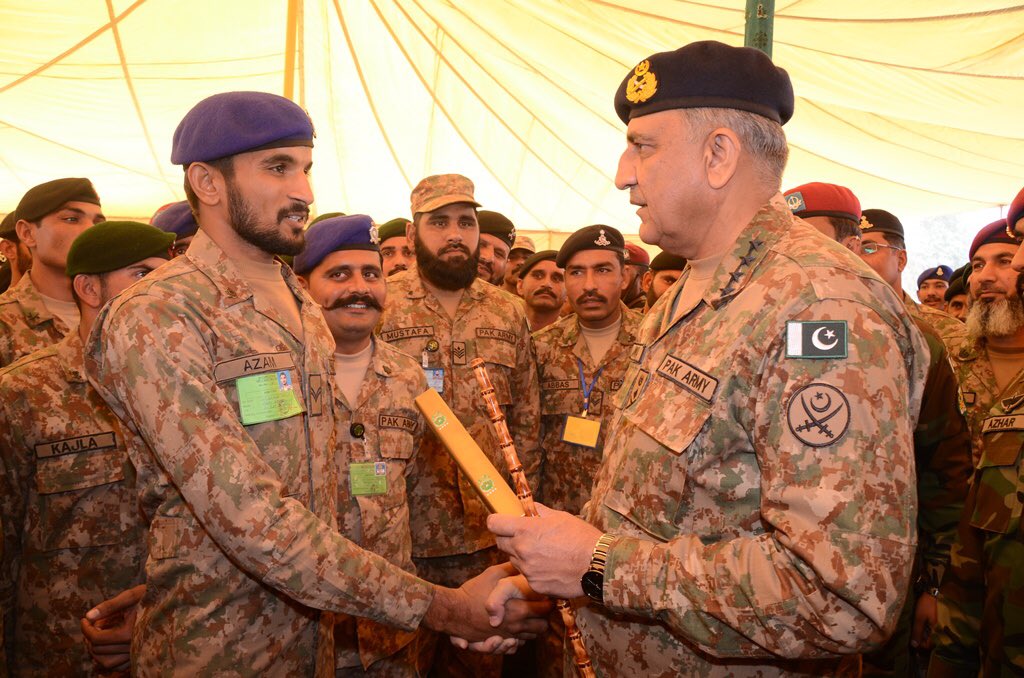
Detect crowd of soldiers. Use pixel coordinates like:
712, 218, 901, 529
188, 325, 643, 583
0, 38, 1021, 678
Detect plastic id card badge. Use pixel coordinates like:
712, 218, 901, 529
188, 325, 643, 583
350, 462, 387, 496
236, 370, 305, 425
561, 415, 601, 448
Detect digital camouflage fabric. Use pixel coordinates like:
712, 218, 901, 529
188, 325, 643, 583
0, 332, 144, 677
0, 274, 72, 367
332, 339, 427, 675
577, 199, 929, 676
950, 337, 1013, 466
929, 366, 1024, 675
531, 304, 642, 516
376, 271, 540, 561
84, 231, 434, 677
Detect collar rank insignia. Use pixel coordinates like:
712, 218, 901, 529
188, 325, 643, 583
369, 223, 380, 245
594, 228, 611, 247
625, 59, 658, 104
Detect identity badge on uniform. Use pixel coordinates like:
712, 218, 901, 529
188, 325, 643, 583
236, 370, 305, 425
562, 415, 601, 448
350, 462, 387, 496
785, 321, 847, 359
424, 368, 444, 394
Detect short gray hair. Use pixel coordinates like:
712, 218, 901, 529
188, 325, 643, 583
680, 108, 789, 189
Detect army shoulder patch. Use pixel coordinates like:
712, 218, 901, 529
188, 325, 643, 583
785, 321, 847, 359
786, 382, 851, 447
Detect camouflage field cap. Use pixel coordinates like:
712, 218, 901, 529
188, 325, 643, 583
410, 174, 480, 216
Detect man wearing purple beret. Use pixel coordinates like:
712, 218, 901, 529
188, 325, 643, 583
150, 200, 199, 258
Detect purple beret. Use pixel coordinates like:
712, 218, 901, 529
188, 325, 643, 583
150, 201, 198, 239
916, 265, 952, 289
171, 91, 314, 165
969, 219, 1017, 259
614, 41, 794, 126
293, 214, 379, 275
1008, 186, 1024, 234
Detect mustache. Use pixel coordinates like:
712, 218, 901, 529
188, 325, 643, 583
388, 263, 408, 274
440, 244, 471, 257
323, 293, 382, 311
532, 287, 557, 299
477, 260, 493, 275
576, 292, 607, 305
278, 202, 310, 224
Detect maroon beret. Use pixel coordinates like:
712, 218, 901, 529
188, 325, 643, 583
969, 219, 1018, 259
784, 182, 861, 222
1008, 186, 1024, 234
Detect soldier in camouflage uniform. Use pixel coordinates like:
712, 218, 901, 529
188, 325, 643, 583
293, 214, 428, 676
929, 211, 1024, 676
83, 93, 547, 678
486, 41, 929, 676
377, 173, 540, 676
0, 178, 105, 367
0, 221, 173, 676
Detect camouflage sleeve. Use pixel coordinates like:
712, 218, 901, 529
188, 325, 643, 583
509, 314, 541, 493
95, 297, 435, 631
600, 298, 921, 658
927, 481, 984, 676
912, 336, 971, 590
0, 394, 27, 665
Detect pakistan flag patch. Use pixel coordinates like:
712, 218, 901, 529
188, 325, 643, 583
786, 321, 847, 359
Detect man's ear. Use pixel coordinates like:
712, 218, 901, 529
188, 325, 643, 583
14, 219, 36, 250
186, 162, 224, 208
641, 269, 654, 292
704, 127, 741, 190
72, 274, 103, 310
897, 248, 908, 275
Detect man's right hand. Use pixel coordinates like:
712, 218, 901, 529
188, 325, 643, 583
80, 584, 146, 671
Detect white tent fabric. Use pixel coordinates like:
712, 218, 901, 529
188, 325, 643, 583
1, 1, 1023, 235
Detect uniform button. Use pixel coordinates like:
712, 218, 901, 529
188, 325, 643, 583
350, 423, 365, 438
426, 339, 440, 352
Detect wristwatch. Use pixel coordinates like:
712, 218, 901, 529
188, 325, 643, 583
581, 533, 617, 603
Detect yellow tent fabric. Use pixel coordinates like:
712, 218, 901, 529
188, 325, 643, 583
1, 1, 1022, 233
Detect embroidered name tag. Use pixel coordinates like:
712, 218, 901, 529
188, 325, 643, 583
656, 355, 718, 403
380, 326, 434, 342
982, 415, 1024, 433
36, 432, 117, 458
477, 328, 516, 344
214, 352, 296, 383
541, 379, 577, 391
378, 413, 417, 432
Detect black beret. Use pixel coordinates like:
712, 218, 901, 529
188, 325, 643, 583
650, 251, 688, 272
66, 221, 173, 277
518, 250, 559, 279
171, 91, 315, 166
478, 210, 516, 249
860, 209, 904, 239
614, 41, 794, 126
945, 264, 968, 302
556, 225, 625, 268
378, 218, 410, 242
16, 178, 101, 224
0, 212, 16, 239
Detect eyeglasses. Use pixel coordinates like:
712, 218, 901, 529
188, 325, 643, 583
861, 242, 904, 255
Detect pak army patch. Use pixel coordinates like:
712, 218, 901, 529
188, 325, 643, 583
786, 382, 851, 447
785, 321, 847, 359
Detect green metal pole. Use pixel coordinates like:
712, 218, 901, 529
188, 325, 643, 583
744, 0, 775, 58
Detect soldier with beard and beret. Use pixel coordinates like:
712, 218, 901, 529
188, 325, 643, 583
641, 250, 686, 311
377, 218, 413, 277
376, 173, 541, 677
0, 178, 105, 367
477, 210, 515, 287
0, 220, 172, 676
483, 40, 929, 677
620, 243, 649, 310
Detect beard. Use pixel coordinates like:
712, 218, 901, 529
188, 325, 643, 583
966, 287, 1024, 341
227, 179, 308, 256
415, 236, 479, 291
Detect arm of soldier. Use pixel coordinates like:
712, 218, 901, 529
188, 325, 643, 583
0, 393, 30, 660
927, 482, 985, 676
911, 342, 972, 648
509, 316, 542, 492
91, 297, 436, 631
593, 300, 921, 658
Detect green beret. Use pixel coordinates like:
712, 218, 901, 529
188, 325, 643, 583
478, 210, 516, 249
17, 178, 101, 224
66, 221, 174, 277
378, 218, 410, 242
556, 225, 625, 268
0, 212, 16, 239
310, 211, 346, 227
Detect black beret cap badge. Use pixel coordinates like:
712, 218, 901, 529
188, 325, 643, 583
626, 60, 658, 104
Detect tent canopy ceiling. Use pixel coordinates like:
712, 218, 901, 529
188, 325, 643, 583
1, 1, 1022, 232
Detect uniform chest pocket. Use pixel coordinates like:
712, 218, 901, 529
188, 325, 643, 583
603, 372, 713, 541
33, 441, 128, 552
354, 429, 416, 562
969, 430, 1024, 534
475, 337, 518, 405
